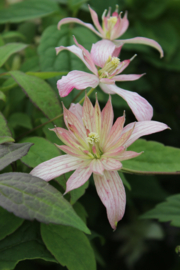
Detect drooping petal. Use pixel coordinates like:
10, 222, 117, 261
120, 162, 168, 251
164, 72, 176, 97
94, 170, 126, 230
90, 159, 104, 175
99, 83, 153, 121
56, 45, 98, 74
30, 155, 84, 181
69, 103, 83, 126
91, 40, 121, 68
101, 158, 122, 171
122, 121, 169, 148
114, 74, 145, 81
114, 37, 164, 58
57, 70, 99, 97
73, 36, 98, 76
65, 165, 92, 194
88, 5, 104, 36
82, 95, 95, 133
105, 115, 125, 149
57, 17, 103, 38
111, 11, 129, 40
100, 96, 114, 147
116, 151, 142, 161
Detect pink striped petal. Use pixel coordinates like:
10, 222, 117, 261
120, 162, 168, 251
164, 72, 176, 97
100, 97, 114, 147
104, 146, 125, 157
82, 95, 95, 133
122, 121, 169, 148
113, 59, 131, 76
94, 171, 126, 230
57, 70, 99, 97
56, 45, 97, 74
69, 103, 83, 126
90, 159, 104, 175
65, 166, 92, 194
51, 127, 79, 148
56, 144, 87, 159
100, 78, 115, 84
111, 11, 129, 40
114, 37, 164, 58
117, 151, 142, 161
88, 5, 104, 36
91, 40, 121, 68
30, 155, 84, 181
114, 74, 145, 81
105, 115, 125, 149
57, 17, 103, 38
94, 96, 102, 135
99, 83, 153, 121
101, 158, 122, 171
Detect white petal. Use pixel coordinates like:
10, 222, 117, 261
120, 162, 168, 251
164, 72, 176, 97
69, 103, 83, 126
94, 171, 126, 230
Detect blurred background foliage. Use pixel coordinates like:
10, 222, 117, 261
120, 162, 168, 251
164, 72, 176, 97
0, 0, 180, 269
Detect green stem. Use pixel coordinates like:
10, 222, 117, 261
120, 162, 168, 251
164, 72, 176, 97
17, 87, 95, 141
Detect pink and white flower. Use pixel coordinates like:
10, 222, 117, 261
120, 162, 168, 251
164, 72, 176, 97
57, 5, 163, 58
30, 96, 168, 229
56, 37, 152, 121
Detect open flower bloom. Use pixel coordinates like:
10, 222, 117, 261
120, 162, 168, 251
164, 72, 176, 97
30, 96, 169, 229
56, 37, 153, 121
57, 5, 163, 58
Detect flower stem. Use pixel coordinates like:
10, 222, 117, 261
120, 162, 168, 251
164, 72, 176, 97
17, 87, 95, 140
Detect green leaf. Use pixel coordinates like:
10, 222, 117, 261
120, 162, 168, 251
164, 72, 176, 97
0, 0, 60, 24
1, 31, 26, 41
0, 221, 56, 270
119, 172, 131, 191
70, 180, 89, 205
0, 173, 90, 234
141, 194, 180, 227
0, 43, 27, 68
0, 207, 23, 241
26, 71, 68, 79
20, 137, 60, 168
122, 139, 180, 174
8, 113, 32, 129
0, 91, 6, 102
41, 223, 96, 270
9, 71, 63, 126
0, 112, 14, 144
0, 142, 33, 171
0, 77, 17, 92
73, 202, 88, 224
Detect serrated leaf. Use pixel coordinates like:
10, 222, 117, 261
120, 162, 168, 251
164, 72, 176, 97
122, 139, 180, 174
0, 173, 90, 234
41, 223, 96, 270
0, 0, 59, 24
0, 142, 33, 171
0, 207, 23, 241
8, 113, 32, 129
20, 137, 60, 168
0, 43, 27, 67
9, 71, 63, 126
0, 221, 56, 270
141, 194, 180, 227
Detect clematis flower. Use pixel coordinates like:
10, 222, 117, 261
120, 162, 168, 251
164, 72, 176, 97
57, 5, 163, 58
56, 37, 152, 121
30, 95, 168, 229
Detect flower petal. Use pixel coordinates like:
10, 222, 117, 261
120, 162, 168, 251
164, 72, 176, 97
94, 95, 102, 135
103, 146, 125, 157
65, 165, 92, 194
56, 45, 97, 74
122, 121, 169, 148
51, 127, 79, 148
114, 37, 164, 58
117, 150, 142, 161
88, 5, 104, 36
111, 11, 129, 40
30, 155, 83, 181
101, 158, 122, 171
82, 95, 95, 133
100, 96, 114, 147
57, 17, 103, 38
105, 115, 125, 149
94, 170, 126, 230
90, 159, 104, 175
114, 74, 145, 81
69, 103, 83, 126
99, 83, 153, 121
56, 144, 88, 159
57, 70, 99, 97
91, 40, 121, 68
